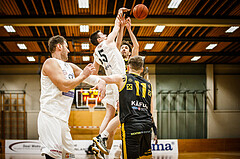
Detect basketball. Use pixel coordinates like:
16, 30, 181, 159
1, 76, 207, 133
133, 4, 149, 20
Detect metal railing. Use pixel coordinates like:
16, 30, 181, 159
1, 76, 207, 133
158, 90, 208, 139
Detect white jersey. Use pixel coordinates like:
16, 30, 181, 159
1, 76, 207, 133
40, 58, 75, 122
93, 40, 125, 76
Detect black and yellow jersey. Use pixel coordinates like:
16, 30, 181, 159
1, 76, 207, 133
124, 59, 129, 73
119, 73, 152, 124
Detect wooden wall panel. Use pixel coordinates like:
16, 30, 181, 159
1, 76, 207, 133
160, 27, 179, 37
178, 139, 240, 152
15, 27, 33, 37
175, 0, 200, 15
3, 42, 21, 52
15, 56, 29, 63
0, 27, 10, 37
0, 0, 21, 15
24, 42, 42, 52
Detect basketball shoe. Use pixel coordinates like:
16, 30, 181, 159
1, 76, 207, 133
93, 135, 109, 155
92, 146, 105, 159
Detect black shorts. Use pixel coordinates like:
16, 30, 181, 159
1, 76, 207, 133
121, 123, 152, 159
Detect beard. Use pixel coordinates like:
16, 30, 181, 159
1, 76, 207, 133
61, 51, 68, 61
122, 52, 128, 58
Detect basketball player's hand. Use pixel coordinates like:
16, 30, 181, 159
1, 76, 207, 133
116, 8, 129, 27
119, 13, 126, 27
126, 17, 131, 30
118, 7, 130, 15
82, 63, 96, 78
154, 135, 158, 145
115, 13, 122, 27
92, 79, 106, 99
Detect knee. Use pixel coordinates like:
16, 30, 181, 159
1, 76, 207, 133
105, 105, 116, 119
104, 112, 115, 119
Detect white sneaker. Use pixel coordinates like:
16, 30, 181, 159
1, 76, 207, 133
93, 135, 109, 155
92, 146, 105, 159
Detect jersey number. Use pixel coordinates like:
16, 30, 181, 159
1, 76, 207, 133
135, 81, 147, 98
98, 49, 108, 64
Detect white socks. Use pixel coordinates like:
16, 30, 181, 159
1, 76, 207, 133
101, 130, 109, 138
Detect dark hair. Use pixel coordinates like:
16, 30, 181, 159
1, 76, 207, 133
128, 56, 144, 71
90, 30, 101, 46
121, 40, 132, 53
48, 35, 66, 53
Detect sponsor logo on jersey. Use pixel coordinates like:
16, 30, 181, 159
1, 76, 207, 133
127, 84, 133, 90
128, 78, 133, 82
62, 70, 67, 76
131, 100, 149, 111
105, 64, 112, 71
68, 73, 74, 79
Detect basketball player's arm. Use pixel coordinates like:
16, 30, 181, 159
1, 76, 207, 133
69, 63, 106, 98
96, 74, 126, 91
105, 13, 121, 45
42, 58, 94, 92
92, 59, 100, 75
116, 13, 126, 50
116, 22, 124, 50
106, 8, 129, 45
126, 17, 139, 57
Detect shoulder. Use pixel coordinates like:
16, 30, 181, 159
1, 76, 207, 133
42, 58, 59, 75
126, 73, 135, 79
42, 58, 58, 68
44, 58, 56, 64
142, 77, 151, 84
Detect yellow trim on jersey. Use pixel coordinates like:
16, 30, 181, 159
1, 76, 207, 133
119, 75, 127, 93
148, 83, 153, 97
140, 155, 152, 159
121, 123, 128, 159
130, 72, 140, 76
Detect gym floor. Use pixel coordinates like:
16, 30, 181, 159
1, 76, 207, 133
1, 152, 240, 159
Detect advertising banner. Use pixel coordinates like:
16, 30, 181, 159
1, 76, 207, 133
152, 139, 178, 154
6, 139, 178, 155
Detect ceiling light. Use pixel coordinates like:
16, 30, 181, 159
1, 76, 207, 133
80, 25, 89, 32
144, 43, 154, 50
154, 25, 165, 32
17, 44, 27, 49
4, 25, 16, 32
206, 44, 217, 50
27, 56, 35, 62
168, 0, 182, 9
225, 26, 239, 33
191, 56, 201, 62
78, 0, 89, 8
81, 43, 89, 49
82, 56, 90, 61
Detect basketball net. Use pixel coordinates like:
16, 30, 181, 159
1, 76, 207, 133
86, 96, 98, 112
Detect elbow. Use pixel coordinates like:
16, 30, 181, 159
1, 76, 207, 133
59, 86, 71, 92
58, 82, 72, 92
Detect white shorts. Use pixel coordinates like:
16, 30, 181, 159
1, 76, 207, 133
101, 84, 119, 110
38, 111, 75, 159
